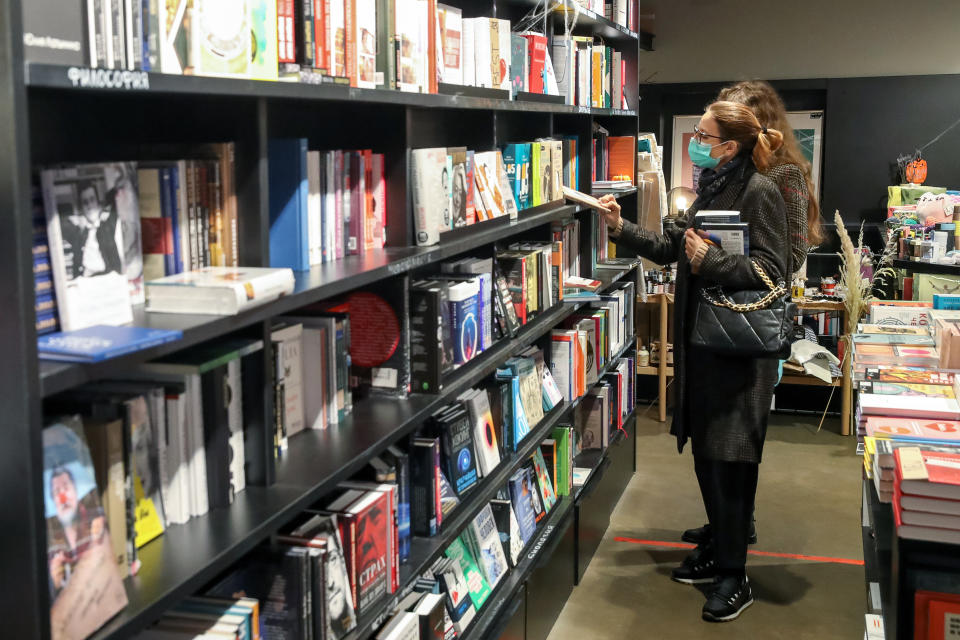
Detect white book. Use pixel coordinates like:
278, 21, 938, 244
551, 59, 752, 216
552, 37, 574, 105
375, 612, 420, 640
187, 373, 208, 516
410, 148, 447, 246
329, 0, 347, 76
225, 356, 245, 496
496, 18, 511, 92
495, 151, 519, 220
466, 504, 509, 587
550, 332, 575, 401
462, 389, 501, 475
307, 151, 323, 266
462, 18, 475, 86
324, 151, 337, 263
859, 393, 960, 420
438, 4, 463, 85
298, 324, 328, 429
473, 151, 505, 218
544, 48, 560, 96
473, 18, 493, 88
145, 266, 295, 315
41, 164, 136, 331
166, 390, 191, 524
356, 0, 378, 88
271, 323, 305, 441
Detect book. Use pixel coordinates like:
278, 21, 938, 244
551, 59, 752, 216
507, 467, 537, 544
410, 592, 446, 640
37, 325, 182, 362
852, 333, 935, 346
489, 498, 524, 566
411, 438, 441, 536
530, 448, 558, 512
437, 4, 462, 85
145, 266, 295, 315
42, 164, 137, 331
444, 535, 491, 608
436, 403, 479, 496
700, 222, 749, 255
858, 387, 960, 420
463, 388, 501, 475
465, 504, 509, 587
862, 367, 954, 384
375, 611, 420, 640
436, 557, 475, 633
896, 447, 960, 501
448, 278, 481, 366
287, 513, 357, 638
43, 417, 129, 640
865, 417, 960, 443
411, 148, 448, 246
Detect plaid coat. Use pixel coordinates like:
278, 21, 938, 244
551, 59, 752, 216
616, 159, 789, 463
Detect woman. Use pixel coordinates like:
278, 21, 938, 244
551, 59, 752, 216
596, 101, 789, 623
681, 80, 824, 551
718, 80, 823, 272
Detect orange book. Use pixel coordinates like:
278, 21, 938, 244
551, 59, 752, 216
873, 300, 933, 308
607, 136, 636, 184
575, 329, 586, 397
591, 48, 602, 108
344, 0, 357, 86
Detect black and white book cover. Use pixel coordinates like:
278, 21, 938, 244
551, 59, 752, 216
22, 0, 87, 65
42, 163, 142, 330
293, 514, 358, 639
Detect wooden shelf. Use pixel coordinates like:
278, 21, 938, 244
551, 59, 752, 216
793, 297, 846, 312
637, 365, 672, 376
639, 292, 675, 304
780, 373, 841, 387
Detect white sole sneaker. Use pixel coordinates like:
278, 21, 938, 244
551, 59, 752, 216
702, 596, 754, 622
671, 575, 717, 585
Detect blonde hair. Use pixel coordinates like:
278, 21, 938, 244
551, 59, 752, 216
718, 81, 823, 244
706, 100, 783, 172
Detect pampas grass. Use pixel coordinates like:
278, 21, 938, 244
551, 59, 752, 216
835, 210, 872, 339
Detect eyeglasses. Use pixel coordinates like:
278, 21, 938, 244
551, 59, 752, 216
693, 125, 725, 143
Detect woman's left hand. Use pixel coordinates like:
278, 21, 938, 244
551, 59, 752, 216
684, 228, 707, 262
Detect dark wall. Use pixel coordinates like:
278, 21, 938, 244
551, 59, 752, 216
639, 74, 960, 277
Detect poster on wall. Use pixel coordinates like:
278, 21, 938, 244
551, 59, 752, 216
671, 111, 824, 199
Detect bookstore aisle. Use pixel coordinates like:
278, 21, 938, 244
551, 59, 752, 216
548, 413, 865, 639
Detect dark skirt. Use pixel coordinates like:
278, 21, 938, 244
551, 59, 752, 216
683, 347, 778, 464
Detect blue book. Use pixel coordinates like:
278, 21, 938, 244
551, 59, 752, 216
37, 325, 183, 362
496, 366, 529, 447
172, 599, 254, 640
934, 294, 960, 310
268, 138, 311, 272
507, 468, 537, 545
502, 143, 531, 210
157, 167, 175, 276
449, 279, 481, 365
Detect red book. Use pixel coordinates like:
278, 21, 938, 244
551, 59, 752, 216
896, 448, 960, 500
915, 590, 960, 640
620, 57, 626, 108
341, 491, 389, 616
340, 481, 398, 594
363, 149, 375, 252
279, 0, 296, 63
314, 0, 327, 72
521, 34, 547, 94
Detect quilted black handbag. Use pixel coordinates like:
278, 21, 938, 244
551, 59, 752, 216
689, 261, 795, 359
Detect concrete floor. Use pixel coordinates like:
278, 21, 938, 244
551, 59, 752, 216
548, 412, 865, 640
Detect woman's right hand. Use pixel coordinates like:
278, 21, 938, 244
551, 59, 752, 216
596, 194, 621, 229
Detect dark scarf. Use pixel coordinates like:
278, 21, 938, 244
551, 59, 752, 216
691, 154, 746, 211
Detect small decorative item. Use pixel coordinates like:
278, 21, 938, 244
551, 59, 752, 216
638, 344, 650, 367
906, 156, 928, 184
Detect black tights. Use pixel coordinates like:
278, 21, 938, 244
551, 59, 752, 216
694, 457, 759, 578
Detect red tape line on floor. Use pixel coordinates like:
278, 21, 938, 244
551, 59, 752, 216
613, 537, 865, 566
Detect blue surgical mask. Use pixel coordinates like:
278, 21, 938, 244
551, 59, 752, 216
688, 137, 723, 169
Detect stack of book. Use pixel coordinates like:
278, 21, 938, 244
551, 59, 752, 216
33, 187, 59, 336
855, 308, 960, 549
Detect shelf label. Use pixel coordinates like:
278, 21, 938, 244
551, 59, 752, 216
386, 252, 434, 274
577, 105, 590, 114
66, 67, 150, 90
526, 523, 556, 560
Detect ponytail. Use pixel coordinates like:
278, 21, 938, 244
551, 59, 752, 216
753, 127, 783, 172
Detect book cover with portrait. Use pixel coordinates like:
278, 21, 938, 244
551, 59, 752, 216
42, 163, 141, 331
44, 416, 128, 640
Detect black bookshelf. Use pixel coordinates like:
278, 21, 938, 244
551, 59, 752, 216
892, 258, 960, 276
1, 0, 646, 634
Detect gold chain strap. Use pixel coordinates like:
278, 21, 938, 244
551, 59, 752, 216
701, 261, 786, 312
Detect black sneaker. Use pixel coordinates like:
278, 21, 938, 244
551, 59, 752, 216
702, 575, 754, 622
681, 521, 759, 545
671, 546, 718, 584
